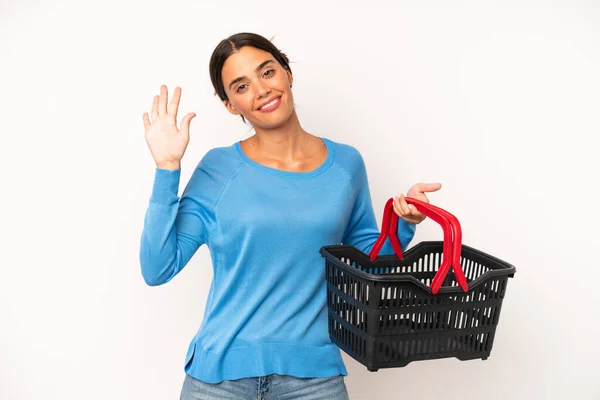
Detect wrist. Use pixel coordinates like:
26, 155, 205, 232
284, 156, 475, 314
156, 161, 181, 170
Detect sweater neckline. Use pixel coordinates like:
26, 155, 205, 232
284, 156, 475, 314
234, 137, 334, 178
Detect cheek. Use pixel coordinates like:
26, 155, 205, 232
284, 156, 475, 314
230, 95, 254, 113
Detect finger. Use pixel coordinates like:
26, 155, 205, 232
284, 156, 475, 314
408, 203, 424, 218
180, 112, 196, 137
393, 199, 413, 221
402, 195, 421, 216
143, 112, 151, 131
151, 95, 158, 122
415, 182, 442, 193
158, 85, 168, 116
397, 194, 411, 215
168, 86, 181, 119
394, 200, 419, 224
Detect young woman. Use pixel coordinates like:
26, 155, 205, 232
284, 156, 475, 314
141, 32, 441, 400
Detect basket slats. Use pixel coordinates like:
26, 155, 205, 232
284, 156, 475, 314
320, 241, 516, 371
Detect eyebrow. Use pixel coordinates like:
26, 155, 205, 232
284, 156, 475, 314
228, 60, 275, 90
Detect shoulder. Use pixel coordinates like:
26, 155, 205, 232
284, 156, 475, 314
327, 138, 367, 183
197, 143, 242, 170
189, 142, 248, 183
327, 138, 363, 163
183, 142, 245, 198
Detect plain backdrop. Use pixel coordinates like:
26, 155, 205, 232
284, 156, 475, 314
1, 1, 599, 399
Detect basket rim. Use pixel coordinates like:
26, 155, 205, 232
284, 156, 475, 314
319, 241, 516, 294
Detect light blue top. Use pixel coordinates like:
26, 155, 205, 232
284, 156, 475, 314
139, 137, 416, 383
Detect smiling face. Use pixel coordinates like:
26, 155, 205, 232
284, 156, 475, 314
221, 46, 295, 129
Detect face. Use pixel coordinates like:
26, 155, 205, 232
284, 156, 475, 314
221, 46, 294, 129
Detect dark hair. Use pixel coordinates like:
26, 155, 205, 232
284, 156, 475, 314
209, 32, 292, 123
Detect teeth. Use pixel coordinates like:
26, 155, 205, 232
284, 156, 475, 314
260, 98, 279, 110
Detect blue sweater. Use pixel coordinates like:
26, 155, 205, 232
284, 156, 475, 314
140, 137, 416, 383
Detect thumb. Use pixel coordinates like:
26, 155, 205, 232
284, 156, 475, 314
142, 112, 151, 132
180, 112, 197, 136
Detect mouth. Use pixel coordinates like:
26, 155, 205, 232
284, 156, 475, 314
257, 96, 282, 112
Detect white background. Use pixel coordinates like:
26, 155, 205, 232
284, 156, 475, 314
1, 1, 599, 399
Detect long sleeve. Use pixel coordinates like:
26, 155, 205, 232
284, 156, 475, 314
139, 163, 216, 286
341, 152, 416, 256
157, 137, 417, 383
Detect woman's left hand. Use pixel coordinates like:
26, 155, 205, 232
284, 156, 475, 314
393, 183, 442, 224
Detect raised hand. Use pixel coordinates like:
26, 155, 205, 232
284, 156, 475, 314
143, 85, 196, 170
393, 183, 442, 224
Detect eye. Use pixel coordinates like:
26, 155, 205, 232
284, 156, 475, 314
263, 69, 275, 78
236, 84, 248, 93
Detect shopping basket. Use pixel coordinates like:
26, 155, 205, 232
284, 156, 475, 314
319, 197, 516, 372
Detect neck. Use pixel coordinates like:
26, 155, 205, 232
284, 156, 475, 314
249, 110, 313, 159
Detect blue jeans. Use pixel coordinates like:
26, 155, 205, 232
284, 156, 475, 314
180, 373, 350, 400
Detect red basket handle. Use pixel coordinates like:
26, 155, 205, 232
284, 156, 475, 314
368, 197, 468, 293
369, 198, 454, 277
406, 199, 468, 293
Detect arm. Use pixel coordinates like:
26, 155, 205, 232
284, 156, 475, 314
139, 165, 213, 286
341, 154, 416, 255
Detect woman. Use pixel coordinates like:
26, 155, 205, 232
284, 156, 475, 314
141, 32, 441, 400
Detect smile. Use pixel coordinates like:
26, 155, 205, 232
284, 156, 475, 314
257, 96, 282, 112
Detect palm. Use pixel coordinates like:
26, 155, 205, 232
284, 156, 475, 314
142, 85, 196, 167
407, 186, 428, 201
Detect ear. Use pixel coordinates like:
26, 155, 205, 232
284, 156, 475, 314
223, 100, 240, 116
286, 70, 293, 88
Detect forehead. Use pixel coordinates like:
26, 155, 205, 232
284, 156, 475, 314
221, 46, 276, 79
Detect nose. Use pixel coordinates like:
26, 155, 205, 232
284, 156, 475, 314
255, 81, 271, 98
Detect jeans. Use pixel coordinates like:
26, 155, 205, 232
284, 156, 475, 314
180, 372, 350, 400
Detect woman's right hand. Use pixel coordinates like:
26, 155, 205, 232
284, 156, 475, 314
143, 85, 196, 170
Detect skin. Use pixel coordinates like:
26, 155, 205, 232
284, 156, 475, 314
143, 46, 442, 224
221, 46, 327, 174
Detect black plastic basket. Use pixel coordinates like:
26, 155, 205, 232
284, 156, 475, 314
319, 197, 516, 372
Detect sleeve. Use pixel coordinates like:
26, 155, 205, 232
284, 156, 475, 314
139, 161, 217, 286
341, 152, 416, 255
